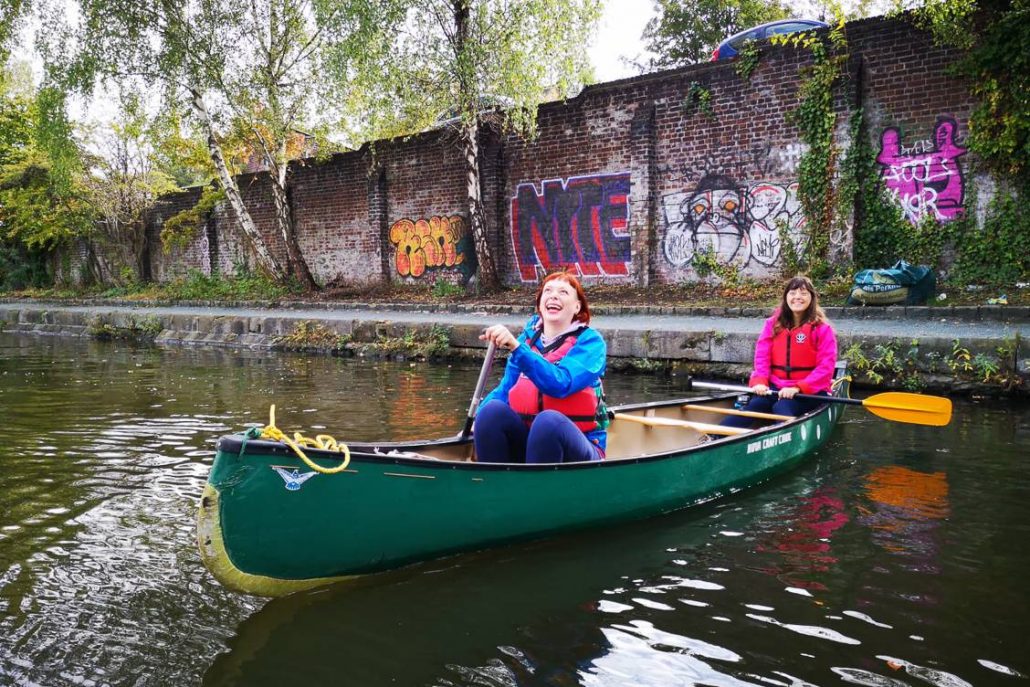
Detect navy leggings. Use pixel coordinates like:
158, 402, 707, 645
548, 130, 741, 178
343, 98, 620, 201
720, 389, 829, 428
473, 400, 601, 464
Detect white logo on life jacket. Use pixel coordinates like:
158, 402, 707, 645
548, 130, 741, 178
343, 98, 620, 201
795, 332, 807, 344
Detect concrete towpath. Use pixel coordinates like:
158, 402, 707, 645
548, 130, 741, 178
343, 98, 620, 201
1, 300, 1028, 391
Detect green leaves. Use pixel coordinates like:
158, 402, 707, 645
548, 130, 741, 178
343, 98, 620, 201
641, 0, 790, 68
905, 0, 1030, 192
348, 0, 601, 143
0, 69, 91, 254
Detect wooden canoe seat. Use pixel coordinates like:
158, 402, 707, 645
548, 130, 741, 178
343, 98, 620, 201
681, 404, 794, 422
604, 413, 711, 461
613, 413, 750, 436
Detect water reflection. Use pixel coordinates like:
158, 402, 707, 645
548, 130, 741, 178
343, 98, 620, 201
202, 502, 761, 687
861, 465, 948, 571
1, 333, 1028, 687
754, 487, 849, 592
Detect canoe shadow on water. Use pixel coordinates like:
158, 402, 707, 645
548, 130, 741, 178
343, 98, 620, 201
200, 489, 788, 687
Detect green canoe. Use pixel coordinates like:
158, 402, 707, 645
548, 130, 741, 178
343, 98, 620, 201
198, 367, 849, 596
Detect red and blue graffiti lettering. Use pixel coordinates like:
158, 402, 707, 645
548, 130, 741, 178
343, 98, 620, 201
510, 172, 631, 282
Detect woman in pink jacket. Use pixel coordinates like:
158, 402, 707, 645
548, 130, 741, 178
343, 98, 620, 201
721, 275, 838, 428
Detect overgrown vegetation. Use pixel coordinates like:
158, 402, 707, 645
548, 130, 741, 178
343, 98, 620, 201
844, 339, 925, 390
86, 314, 163, 341
10, 269, 298, 302
942, 334, 1023, 390
773, 21, 849, 280
431, 277, 465, 299
734, 40, 761, 80
359, 325, 452, 359
683, 82, 714, 118
273, 321, 351, 352
853, 180, 1030, 287
909, 0, 1030, 194
844, 334, 1023, 392
160, 185, 225, 252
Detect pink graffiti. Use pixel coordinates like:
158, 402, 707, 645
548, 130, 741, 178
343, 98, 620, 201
877, 117, 966, 223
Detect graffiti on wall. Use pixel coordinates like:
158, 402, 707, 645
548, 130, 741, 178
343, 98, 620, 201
510, 172, 631, 282
661, 175, 806, 269
659, 143, 807, 187
388, 215, 476, 282
877, 117, 967, 223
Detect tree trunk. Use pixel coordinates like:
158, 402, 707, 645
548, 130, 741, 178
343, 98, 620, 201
459, 120, 498, 290
453, 0, 499, 291
270, 165, 317, 290
189, 88, 288, 281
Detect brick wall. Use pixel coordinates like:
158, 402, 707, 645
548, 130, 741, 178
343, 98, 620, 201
146, 14, 978, 288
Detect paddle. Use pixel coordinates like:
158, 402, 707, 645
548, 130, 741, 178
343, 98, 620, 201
459, 341, 498, 440
688, 380, 953, 427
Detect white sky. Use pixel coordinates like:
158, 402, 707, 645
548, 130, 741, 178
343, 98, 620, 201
589, 0, 657, 82
12, 1, 657, 124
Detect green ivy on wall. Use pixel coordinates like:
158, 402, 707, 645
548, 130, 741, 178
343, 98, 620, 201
734, 40, 761, 81
683, 81, 714, 119
774, 21, 848, 279
852, 175, 1030, 285
160, 185, 226, 252
947, 190, 1030, 285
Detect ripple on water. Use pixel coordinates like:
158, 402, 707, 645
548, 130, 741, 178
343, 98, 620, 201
3, 335, 1030, 687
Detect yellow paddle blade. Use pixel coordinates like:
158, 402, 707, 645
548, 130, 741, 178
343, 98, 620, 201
862, 392, 952, 426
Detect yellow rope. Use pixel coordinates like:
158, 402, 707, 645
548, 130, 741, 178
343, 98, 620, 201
832, 374, 854, 398
257, 405, 351, 474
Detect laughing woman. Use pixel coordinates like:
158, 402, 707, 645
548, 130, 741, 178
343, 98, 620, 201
474, 272, 607, 464
721, 275, 838, 428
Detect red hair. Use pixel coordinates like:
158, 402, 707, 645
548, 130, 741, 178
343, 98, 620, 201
535, 271, 591, 325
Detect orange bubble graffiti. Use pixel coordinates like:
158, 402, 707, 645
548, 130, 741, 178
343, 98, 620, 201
389, 215, 467, 278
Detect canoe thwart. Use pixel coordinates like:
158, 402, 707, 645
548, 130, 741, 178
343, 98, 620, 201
682, 404, 794, 422
613, 413, 750, 436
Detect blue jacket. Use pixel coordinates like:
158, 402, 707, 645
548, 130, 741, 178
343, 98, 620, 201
482, 315, 607, 450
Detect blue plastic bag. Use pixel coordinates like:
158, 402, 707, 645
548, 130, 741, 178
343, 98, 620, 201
847, 260, 936, 306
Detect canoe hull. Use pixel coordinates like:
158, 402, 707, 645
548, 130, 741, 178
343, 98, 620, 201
198, 382, 848, 596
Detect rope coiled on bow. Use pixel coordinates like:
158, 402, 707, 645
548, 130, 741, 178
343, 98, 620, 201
241, 405, 351, 474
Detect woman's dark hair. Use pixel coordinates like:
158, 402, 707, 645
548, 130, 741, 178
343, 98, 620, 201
774, 275, 827, 333
535, 271, 591, 324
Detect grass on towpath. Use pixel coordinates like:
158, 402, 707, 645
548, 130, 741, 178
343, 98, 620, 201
3, 271, 1027, 309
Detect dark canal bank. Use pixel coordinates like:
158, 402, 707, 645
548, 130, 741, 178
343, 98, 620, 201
2, 300, 1029, 395
1, 332, 1028, 686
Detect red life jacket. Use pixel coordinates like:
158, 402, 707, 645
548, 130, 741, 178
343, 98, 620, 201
770, 322, 818, 381
508, 327, 602, 432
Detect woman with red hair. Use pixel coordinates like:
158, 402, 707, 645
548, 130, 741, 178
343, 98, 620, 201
475, 272, 607, 463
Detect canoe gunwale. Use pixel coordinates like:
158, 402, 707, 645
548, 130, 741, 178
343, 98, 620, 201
214, 388, 842, 472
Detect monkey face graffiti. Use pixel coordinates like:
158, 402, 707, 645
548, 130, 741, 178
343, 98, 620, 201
683, 175, 747, 266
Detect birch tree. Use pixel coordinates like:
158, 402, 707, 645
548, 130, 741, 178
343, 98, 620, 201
39, 0, 407, 288
358, 0, 600, 290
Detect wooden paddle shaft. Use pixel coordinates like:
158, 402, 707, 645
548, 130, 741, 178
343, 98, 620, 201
461, 341, 498, 439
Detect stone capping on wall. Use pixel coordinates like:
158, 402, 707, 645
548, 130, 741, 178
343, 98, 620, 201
0, 298, 1025, 323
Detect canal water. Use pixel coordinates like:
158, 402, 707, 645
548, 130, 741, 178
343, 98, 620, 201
0, 332, 1027, 687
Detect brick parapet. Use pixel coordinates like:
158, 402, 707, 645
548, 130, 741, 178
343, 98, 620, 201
140, 14, 981, 292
